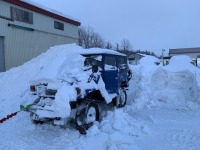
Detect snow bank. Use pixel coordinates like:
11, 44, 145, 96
30, 44, 126, 84
1, 44, 200, 149
151, 69, 198, 104
21, 44, 122, 118
139, 55, 160, 66
165, 55, 198, 73
0, 44, 121, 118
1, 46, 200, 117
130, 55, 200, 110
129, 56, 161, 109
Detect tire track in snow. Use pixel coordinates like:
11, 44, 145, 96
166, 129, 200, 150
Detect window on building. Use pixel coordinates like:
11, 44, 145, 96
10, 7, 33, 24
54, 21, 64, 30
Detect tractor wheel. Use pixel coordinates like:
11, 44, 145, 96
75, 102, 99, 134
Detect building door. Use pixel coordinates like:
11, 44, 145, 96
0, 37, 5, 72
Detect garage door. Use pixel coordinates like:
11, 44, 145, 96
0, 37, 5, 72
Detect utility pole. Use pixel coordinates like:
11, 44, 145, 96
162, 49, 165, 66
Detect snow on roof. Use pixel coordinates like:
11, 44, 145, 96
139, 55, 160, 65
136, 53, 148, 57
17, 0, 81, 25
128, 53, 151, 59
82, 48, 126, 56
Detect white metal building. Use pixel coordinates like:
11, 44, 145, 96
0, 0, 81, 72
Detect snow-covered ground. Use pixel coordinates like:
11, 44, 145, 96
1, 44, 200, 150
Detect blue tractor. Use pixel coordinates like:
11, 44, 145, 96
23, 50, 132, 134
74, 52, 131, 133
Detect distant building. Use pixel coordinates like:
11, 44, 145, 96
169, 47, 200, 67
0, 0, 81, 72
128, 53, 145, 65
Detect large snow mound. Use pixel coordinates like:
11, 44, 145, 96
151, 69, 198, 104
1, 45, 200, 149
22, 44, 125, 118
131, 55, 200, 110
139, 55, 160, 66
0, 44, 123, 118
165, 55, 199, 73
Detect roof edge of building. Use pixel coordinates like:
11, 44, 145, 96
169, 47, 200, 54
4, 0, 81, 26
169, 47, 200, 50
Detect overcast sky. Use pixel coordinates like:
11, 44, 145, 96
32, 0, 200, 56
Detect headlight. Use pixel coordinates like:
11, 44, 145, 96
30, 85, 36, 92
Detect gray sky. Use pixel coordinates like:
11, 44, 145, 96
32, 0, 200, 56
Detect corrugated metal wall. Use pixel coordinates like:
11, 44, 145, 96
0, 36, 5, 72
0, 1, 79, 70
169, 53, 200, 59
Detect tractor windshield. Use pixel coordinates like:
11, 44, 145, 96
84, 55, 102, 68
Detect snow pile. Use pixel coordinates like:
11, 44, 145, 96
1, 44, 200, 149
151, 69, 197, 105
21, 44, 123, 118
130, 56, 160, 109
165, 55, 199, 73
0, 44, 123, 118
139, 55, 160, 70
131, 55, 200, 110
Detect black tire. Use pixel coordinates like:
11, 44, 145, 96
75, 102, 99, 134
116, 88, 127, 108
